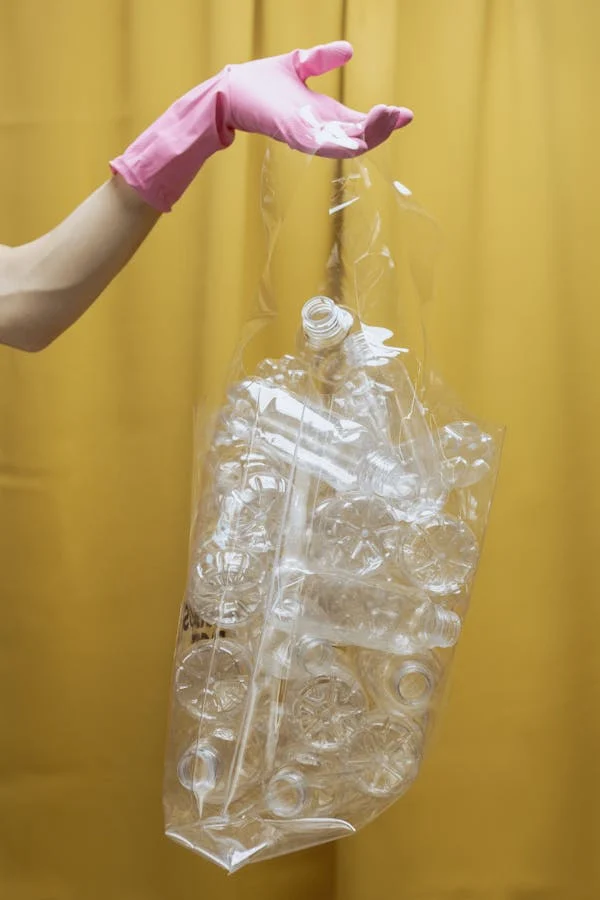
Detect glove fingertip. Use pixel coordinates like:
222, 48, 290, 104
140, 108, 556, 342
296, 40, 354, 79
364, 104, 413, 149
393, 106, 414, 128
329, 39, 354, 62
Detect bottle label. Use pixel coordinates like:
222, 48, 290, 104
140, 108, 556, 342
181, 602, 227, 645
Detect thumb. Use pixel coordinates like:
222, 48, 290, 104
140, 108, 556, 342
293, 40, 353, 81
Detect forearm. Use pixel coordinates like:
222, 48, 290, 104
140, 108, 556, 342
0, 175, 161, 351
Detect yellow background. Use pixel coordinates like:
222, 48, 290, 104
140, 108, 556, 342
1, 1, 598, 898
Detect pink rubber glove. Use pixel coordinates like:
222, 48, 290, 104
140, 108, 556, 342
110, 41, 413, 213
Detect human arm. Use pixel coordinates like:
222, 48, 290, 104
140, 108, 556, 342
0, 175, 160, 351
0, 40, 412, 351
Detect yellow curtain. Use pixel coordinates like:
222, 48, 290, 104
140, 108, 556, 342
1, 2, 598, 898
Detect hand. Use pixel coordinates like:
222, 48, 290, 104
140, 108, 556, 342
111, 41, 413, 212
223, 41, 413, 158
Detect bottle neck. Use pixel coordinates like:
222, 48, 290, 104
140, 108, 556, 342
415, 603, 462, 649
359, 449, 420, 502
301, 296, 354, 351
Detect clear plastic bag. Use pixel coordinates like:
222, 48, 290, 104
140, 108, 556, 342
163, 146, 503, 872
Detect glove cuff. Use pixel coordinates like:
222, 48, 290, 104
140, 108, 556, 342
110, 71, 235, 213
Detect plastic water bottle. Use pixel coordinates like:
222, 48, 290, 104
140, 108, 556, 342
189, 546, 266, 626
291, 672, 367, 751
274, 565, 462, 654
265, 752, 340, 819
311, 494, 399, 575
224, 378, 420, 504
257, 354, 312, 396
439, 420, 496, 488
348, 714, 422, 798
399, 514, 479, 594
260, 627, 342, 681
300, 295, 447, 520
177, 727, 262, 806
175, 639, 252, 722
212, 470, 288, 554
358, 650, 441, 714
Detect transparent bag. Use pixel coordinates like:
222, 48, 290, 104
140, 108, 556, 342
163, 145, 503, 872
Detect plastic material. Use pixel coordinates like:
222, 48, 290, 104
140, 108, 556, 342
163, 150, 502, 872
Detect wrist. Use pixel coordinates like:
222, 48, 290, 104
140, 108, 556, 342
110, 72, 235, 213
111, 172, 162, 216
